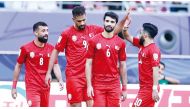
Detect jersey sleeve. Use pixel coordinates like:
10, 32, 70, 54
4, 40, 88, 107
118, 41, 127, 61
86, 39, 96, 59
17, 46, 27, 64
93, 25, 104, 34
150, 47, 161, 67
133, 37, 141, 48
55, 31, 68, 52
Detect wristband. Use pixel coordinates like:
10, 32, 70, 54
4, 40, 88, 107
12, 81, 17, 89
122, 85, 127, 91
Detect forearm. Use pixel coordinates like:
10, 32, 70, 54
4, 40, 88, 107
47, 49, 59, 74
13, 63, 22, 81
85, 59, 92, 87
165, 76, 180, 84
119, 61, 127, 85
114, 11, 130, 35
53, 64, 63, 82
122, 28, 133, 43
153, 67, 159, 88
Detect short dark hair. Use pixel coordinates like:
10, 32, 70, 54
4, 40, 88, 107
143, 23, 158, 38
72, 6, 86, 17
33, 21, 48, 32
104, 11, 119, 23
160, 61, 165, 68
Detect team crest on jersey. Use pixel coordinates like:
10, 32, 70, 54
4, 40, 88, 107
115, 45, 120, 50
153, 53, 158, 61
72, 35, 77, 42
96, 43, 101, 49
30, 52, 35, 58
57, 36, 62, 43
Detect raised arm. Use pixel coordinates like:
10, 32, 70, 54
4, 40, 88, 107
122, 26, 133, 44
114, 8, 131, 35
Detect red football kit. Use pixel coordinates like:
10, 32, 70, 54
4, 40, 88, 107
17, 41, 56, 107
86, 33, 126, 107
55, 25, 103, 103
132, 37, 161, 107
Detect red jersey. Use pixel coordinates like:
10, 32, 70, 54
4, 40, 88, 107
17, 41, 56, 89
133, 37, 161, 89
86, 33, 126, 83
55, 25, 103, 78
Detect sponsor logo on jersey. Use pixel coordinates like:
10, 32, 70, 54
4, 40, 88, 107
72, 35, 77, 42
96, 43, 101, 49
30, 52, 35, 58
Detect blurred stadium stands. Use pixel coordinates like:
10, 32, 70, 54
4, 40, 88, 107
0, 1, 190, 84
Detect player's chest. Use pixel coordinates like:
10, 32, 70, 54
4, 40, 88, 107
69, 32, 95, 47
95, 40, 120, 55
27, 50, 51, 65
138, 48, 150, 62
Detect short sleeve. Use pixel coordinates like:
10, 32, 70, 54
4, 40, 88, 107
17, 47, 27, 64
133, 37, 141, 48
55, 32, 68, 52
150, 47, 161, 67
92, 25, 104, 34
86, 39, 96, 59
118, 41, 127, 61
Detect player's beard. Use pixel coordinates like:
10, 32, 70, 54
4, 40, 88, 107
104, 25, 114, 33
139, 36, 145, 46
77, 25, 85, 30
38, 34, 48, 43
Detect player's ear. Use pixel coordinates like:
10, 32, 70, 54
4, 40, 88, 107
33, 30, 38, 36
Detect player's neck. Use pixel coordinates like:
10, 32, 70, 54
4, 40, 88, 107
144, 39, 154, 47
102, 31, 114, 38
34, 39, 45, 48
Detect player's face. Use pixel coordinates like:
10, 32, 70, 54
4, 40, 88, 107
35, 26, 48, 43
73, 14, 86, 30
104, 16, 116, 33
139, 29, 145, 46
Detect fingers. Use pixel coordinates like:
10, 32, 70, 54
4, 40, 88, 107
153, 95, 160, 102
91, 89, 94, 97
11, 90, 17, 99
126, 7, 131, 16
59, 82, 64, 91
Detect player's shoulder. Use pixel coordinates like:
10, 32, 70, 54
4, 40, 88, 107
88, 24, 102, 29
151, 43, 160, 50
89, 33, 102, 42
115, 35, 126, 43
61, 26, 74, 34
21, 41, 34, 48
46, 43, 54, 47
149, 43, 160, 53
